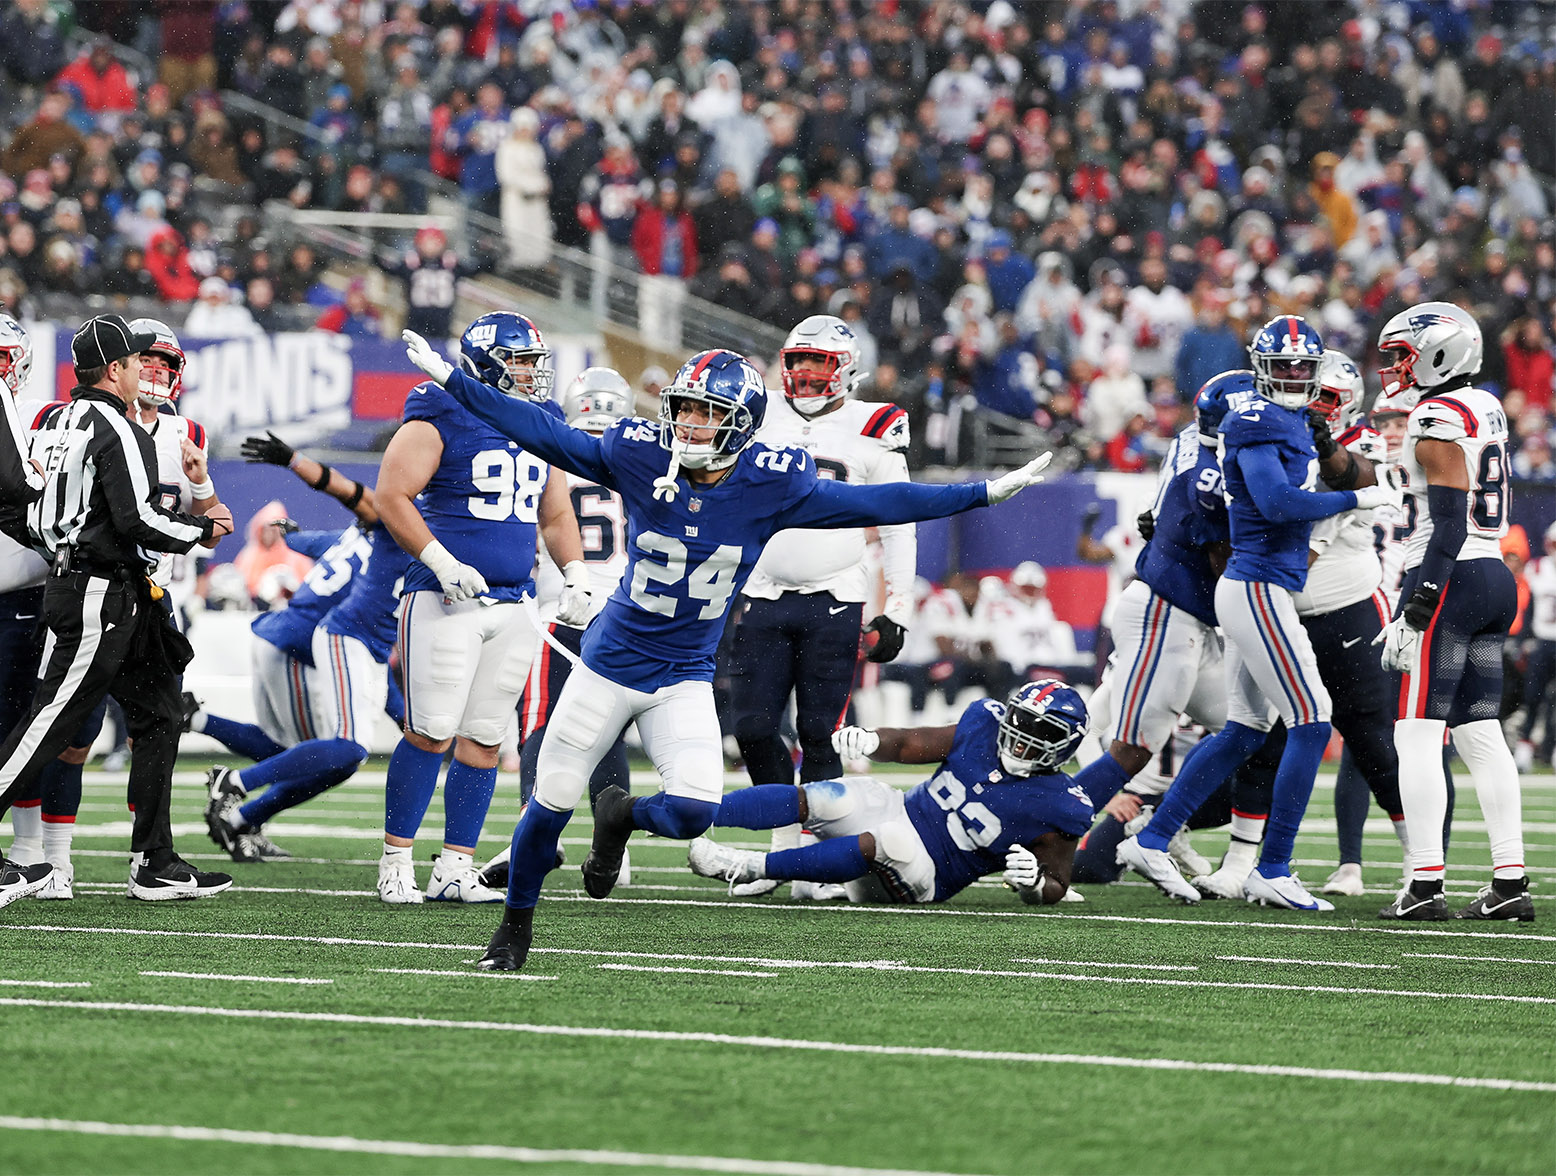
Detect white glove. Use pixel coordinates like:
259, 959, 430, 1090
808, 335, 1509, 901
831, 726, 880, 760
403, 329, 454, 386
1373, 614, 1422, 673
1352, 467, 1404, 511
419, 538, 487, 603
555, 560, 592, 627
1003, 844, 1041, 890
985, 451, 1054, 505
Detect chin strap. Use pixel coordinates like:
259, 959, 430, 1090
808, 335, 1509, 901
653, 442, 683, 502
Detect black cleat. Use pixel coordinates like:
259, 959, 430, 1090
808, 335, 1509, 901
477, 908, 534, 971
128, 856, 233, 900
179, 691, 202, 734
1455, 877, 1535, 922
236, 827, 290, 861
1379, 880, 1449, 921
581, 785, 636, 899
204, 767, 251, 859
0, 858, 54, 909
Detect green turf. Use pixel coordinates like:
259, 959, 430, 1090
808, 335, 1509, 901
1, 766, 1552, 1175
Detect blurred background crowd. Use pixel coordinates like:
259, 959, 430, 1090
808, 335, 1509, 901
1, 0, 1555, 477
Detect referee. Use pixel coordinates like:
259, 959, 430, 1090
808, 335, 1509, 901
0, 315, 235, 906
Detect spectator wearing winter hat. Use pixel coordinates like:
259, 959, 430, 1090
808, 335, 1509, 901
981, 231, 1035, 315
314, 277, 380, 338
55, 36, 136, 115
144, 222, 200, 302
185, 276, 262, 339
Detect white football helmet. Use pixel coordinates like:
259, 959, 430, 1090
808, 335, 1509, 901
1368, 391, 1411, 462
1376, 301, 1482, 407
1314, 349, 1365, 427
128, 316, 185, 407
779, 314, 864, 416
562, 366, 633, 434
0, 313, 32, 397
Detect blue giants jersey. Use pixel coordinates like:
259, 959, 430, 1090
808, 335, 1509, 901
400, 381, 560, 602
1219, 387, 1321, 590
1135, 425, 1229, 627
904, 700, 1094, 902
251, 527, 370, 665
321, 523, 411, 663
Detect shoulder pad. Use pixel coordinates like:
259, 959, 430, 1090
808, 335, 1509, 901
743, 442, 811, 478
1409, 396, 1475, 442
861, 403, 910, 452
31, 401, 69, 430
1221, 402, 1293, 447
608, 417, 660, 446
401, 380, 454, 423
181, 418, 209, 451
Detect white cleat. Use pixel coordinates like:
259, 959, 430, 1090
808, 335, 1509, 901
688, 837, 765, 890
1193, 861, 1252, 900
730, 878, 782, 897
1117, 835, 1200, 903
1514, 740, 1533, 773
791, 880, 847, 901
616, 846, 632, 889
376, 857, 423, 905
33, 863, 74, 900
1167, 828, 1213, 878
1059, 885, 1085, 902
1321, 862, 1366, 896
425, 859, 504, 903
1244, 870, 1334, 912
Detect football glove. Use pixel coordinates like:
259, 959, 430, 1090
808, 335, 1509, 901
403, 329, 454, 386
1136, 509, 1156, 542
241, 430, 294, 467
862, 615, 906, 663
419, 538, 487, 603
1352, 467, 1404, 511
1003, 844, 1041, 890
831, 726, 880, 760
556, 560, 593, 627
986, 451, 1054, 505
1306, 408, 1338, 460
1373, 614, 1422, 673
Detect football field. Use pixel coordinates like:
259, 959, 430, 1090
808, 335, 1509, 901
3, 763, 1553, 1176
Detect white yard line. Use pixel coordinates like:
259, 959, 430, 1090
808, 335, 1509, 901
372, 968, 557, 981
0, 1116, 979, 1176
600, 964, 779, 978
0, 1002, 1549, 1094
1215, 956, 1398, 970
1402, 952, 1556, 966
1007, 958, 1198, 972
140, 971, 333, 985
0, 980, 89, 988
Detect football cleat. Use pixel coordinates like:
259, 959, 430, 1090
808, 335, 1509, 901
1455, 877, 1535, 922
1321, 862, 1366, 896
33, 863, 74, 900
581, 786, 637, 899
1243, 870, 1334, 912
179, 690, 202, 734
376, 856, 423, 904
204, 771, 253, 861
1515, 740, 1534, 774
128, 857, 232, 901
477, 839, 567, 892
236, 827, 290, 861
1166, 828, 1212, 878
1193, 863, 1252, 900
1117, 835, 1200, 903
477, 908, 534, 971
1379, 881, 1449, 921
730, 877, 782, 898
0, 858, 54, 908
425, 858, 504, 903
791, 880, 848, 901
688, 837, 765, 889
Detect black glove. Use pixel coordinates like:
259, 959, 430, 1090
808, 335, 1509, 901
273, 518, 301, 536
1136, 509, 1156, 542
862, 615, 907, 663
1081, 503, 1102, 535
1401, 582, 1442, 630
242, 430, 295, 467
1306, 408, 1338, 461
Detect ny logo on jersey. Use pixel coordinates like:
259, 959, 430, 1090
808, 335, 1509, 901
1227, 389, 1263, 415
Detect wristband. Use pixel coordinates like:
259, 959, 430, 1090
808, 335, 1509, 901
344, 480, 365, 509
562, 559, 589, 588
309, 463, 333, 491
419, 538, 456, 577
190, 478, 216, 500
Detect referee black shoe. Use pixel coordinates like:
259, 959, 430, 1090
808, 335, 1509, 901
1378, 880, 1449, 921
128, 856, 233, 900
1455, 877, 1535, 922
477, 907, 533, 971
179, 691, 202, 734
0, 858, 54, 909
581, 786, 636, 899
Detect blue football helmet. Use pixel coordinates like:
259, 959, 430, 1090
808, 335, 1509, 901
1195, 369, 1256, 444
997, 679, 1088, 776
659, 349, 767, 470
459, 311, 552, 401
1248, 314, 1324, 409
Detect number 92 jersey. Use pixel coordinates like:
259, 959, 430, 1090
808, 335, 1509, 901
400, 380, 561, 601
903, 699, 1094, 902
1400, 387, 1509, 567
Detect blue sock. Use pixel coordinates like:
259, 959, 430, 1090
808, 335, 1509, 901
1140, 722, 1266, 851
506, 801, 572, 908
384, 675, 406, 729
384, 739, 445, 841
239, 738, 364, 793
39, 759, 83, 819
764, 836, 869, 883
238, 739, 366, 826
443, 759, 498, 848
1257, 721, 1331, 875
1072, 752, 1132, 808
714, 784, 801, 829
633, 793, 718, 839
202, 713, 287, 762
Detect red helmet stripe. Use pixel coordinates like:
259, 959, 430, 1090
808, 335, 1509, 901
687, 350, 721, 385
1286, 316, 1299, 345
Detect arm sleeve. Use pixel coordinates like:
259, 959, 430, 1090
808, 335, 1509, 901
94, 416, 210, 553
284, 530, 345, 560
870, 450, 918, 615
1234, 444, 1358, 523
442, 369, 614, 486
1416, 484, 1469, 593
0, 387, 44, 505
786, 476, 988, 530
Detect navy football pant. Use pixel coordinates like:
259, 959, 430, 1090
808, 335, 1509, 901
1397, 559, 1518, 725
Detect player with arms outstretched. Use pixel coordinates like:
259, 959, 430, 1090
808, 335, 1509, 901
689, 681, 1091, 904
1373, 303, 1531, 921
401, 331, 1056, 969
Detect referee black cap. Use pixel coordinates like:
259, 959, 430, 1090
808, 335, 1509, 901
72, 314, 157, 371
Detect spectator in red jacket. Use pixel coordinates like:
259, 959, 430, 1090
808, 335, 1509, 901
144, 223, 200, 301
1504, 316, 1555, 411
632, 180, 697, 351
55, 37, 137, 114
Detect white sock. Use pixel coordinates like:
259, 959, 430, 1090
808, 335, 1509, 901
1228, 810, 1265, 846
440, 848, 473, 872
1221, 837, 1258, 872
1395, 718, 1449, 881
772, 823, 803, 853
1451, 718, 1526, 880
189, 708, 208, 734
42, 820, 73, 869
9, 804, 43, 865
381, 842, 412, 864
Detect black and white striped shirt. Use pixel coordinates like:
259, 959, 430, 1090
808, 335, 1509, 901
26, 386, 212, 571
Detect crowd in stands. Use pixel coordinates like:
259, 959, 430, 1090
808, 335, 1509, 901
2, 0, 1556, 473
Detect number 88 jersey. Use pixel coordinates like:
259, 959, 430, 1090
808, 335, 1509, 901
1400, 386, 1509, 569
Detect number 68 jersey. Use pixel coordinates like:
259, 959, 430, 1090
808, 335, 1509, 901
1400, 386, 1509, 569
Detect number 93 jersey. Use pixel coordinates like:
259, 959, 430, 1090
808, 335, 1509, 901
400, 380, 561, 601
903, 699, 1094, 901
1400, 386, 1509, 568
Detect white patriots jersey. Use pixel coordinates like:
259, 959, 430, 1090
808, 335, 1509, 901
0, 397, 51, 593
1527, 556, 1556, 641
140, 412, 208, 600
533, 470, 629, 621
1373, 497, 1412, 607
743, 396, 916, 613
1123, 284, 1193, 380
1098, 523, 1141, 630
1401, 388, 1509, 568
1295, 425, 1385, 616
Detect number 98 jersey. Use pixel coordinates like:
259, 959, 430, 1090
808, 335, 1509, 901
1400, 387, 1509, 568
400, 380, 561, 601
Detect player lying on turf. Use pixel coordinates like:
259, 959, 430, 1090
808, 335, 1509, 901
687, 681, 1092, 905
